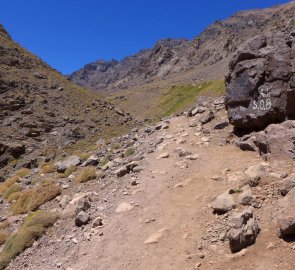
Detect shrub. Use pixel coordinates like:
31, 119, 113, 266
3, 183, 22, 199
12, 180, 61, 215
124, 147, 135, 157
14, 168, 30, 178
0, 176, 20, 196
76, 167, 96, 183
64, 166, 76, 177
0, 168, 30, 196
7, 192, 21, 203
0, 211, 59, 270
0, 221, 9, 230
40, 163, 55, 174
0, 231, 8, 245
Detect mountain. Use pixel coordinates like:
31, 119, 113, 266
0, 24, 137, 177
69, 1, 295, 93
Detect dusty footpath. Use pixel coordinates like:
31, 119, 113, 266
7, 108, 295, 270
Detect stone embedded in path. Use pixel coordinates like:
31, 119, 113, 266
211, 192, 236, 214
277, 187, 295, 237
186, 154, 199, 160
156, 152, 169, 160
116, 202, 134, 213
228, 207, 260, 253
245, 163, 268, 179
238, 187, 255, 206
75, 211, 89, 227
144, 228, 168, 244
115, 166, 129, 177
199, 109, 214, 125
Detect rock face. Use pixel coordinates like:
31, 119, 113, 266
225, 25, 295, 131
277, 187, 295, 238
228, 207, 260, 253
237, 121, 295, 160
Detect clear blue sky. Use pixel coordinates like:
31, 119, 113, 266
0, 0, 291, 74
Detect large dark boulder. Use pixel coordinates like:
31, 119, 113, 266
225, 26, 295, 131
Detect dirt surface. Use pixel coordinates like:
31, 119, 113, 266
6, 108, 295, 270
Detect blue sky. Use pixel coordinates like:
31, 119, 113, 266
0, 0, 291, 74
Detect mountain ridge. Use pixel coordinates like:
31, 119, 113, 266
69, 1, 295, 92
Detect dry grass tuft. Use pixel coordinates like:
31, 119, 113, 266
0, 211, 59, 269
3, 183, 22, 200
0, 231, 8, 245
39, 163, 55, 175
76, 167, 97, 183
12, 180, 61, 215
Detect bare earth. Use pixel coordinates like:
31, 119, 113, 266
7, 110, 295, 270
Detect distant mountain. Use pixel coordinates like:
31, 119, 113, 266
0, 24, 137, 176
69, 1, 295, 92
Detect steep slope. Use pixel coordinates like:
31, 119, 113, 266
69, 1, 295, 92
0, 25, 138, 177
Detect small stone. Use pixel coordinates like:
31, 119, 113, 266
116, 202, 134, 213
92, 217, 103, 227
144, 228, 168, 244
156, 153, 169, 159
75, 211, 89, 227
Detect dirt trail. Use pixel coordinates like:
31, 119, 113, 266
69, 116, 263, 270
7, 113, 295, 270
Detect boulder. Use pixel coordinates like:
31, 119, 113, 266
225, 28, 295, 131
277, 187, 295, 237
238, 187, 255, 206
237, 121, 295, 160
56, 155, 81, 173
211, 192, 236, 214
280, 174, 295, 196
228, 207, 260, 252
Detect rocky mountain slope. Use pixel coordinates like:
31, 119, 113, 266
0, 25, 138, 178
2, 96, 295, 270
69, 1, 295, 92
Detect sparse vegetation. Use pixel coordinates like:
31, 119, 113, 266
0, 211, 59, 270
158, 80, 225, 118
14, 168, 30, 178
3, 183, 22, 200
0, 221, 9, 230
124, 147, 135, 157
76, 167, 97, 183
0, 176, 20, 196
40, 163, 55, 174
12, 180, 61, 215
0, 231, 8, 246
0, 168, 30, 196
64, 166, 77, 177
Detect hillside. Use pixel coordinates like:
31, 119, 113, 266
69, 2, 295, 92
0, 25, 138, 178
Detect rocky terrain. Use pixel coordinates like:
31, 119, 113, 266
1, 95, 295, 270
70, 2, 295, 93
1, 2, 295, 270
0, 24, 138, 179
